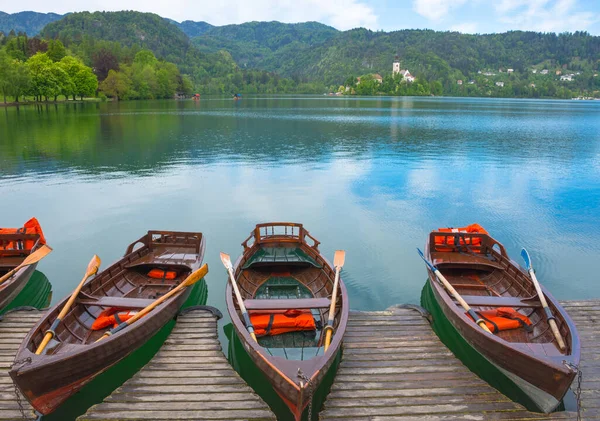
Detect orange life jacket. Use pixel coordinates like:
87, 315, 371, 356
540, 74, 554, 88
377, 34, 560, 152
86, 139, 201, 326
250, 309, 316, 337
435, 223, 488, 252
467, 307, 533, 334
0, 217, 46, 252
91, 307, 138, 330
148, 269, 177, 280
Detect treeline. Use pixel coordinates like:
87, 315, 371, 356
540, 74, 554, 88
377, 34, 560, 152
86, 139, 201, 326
0, 37, 96, 103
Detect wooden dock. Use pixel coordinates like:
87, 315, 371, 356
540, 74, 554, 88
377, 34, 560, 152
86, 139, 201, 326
79, 307, 276, 420
0, 308, 44, 421
320, 300, 600, 420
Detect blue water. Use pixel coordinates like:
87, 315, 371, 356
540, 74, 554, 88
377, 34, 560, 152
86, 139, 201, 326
1, 96, 599, 315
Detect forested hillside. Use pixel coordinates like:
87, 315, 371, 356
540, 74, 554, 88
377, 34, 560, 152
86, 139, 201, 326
0, 11, 62, 35
2, 10, 600, 99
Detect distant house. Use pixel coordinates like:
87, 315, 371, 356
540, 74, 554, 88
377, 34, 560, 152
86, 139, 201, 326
468, 80, 475, 84
507, 69, 514, 73
556, 70, 562, 75
541, 69, 549, 75
529, 83, 536, 88
457, 80, 463, 85
483, 71, 496, 76
532, 69, 538, 74
560, 75, 573, 81
393, 58, 415, 82
495, 81, 505, 87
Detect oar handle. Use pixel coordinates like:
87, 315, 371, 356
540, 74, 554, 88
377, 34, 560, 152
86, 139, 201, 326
226, 265, 257, 342
324, 265, 341, 351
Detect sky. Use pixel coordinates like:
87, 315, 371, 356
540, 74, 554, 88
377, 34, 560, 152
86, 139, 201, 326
3, 0, 600, 34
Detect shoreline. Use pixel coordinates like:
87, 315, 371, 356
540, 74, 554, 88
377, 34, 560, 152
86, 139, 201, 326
0, 99, 103, 108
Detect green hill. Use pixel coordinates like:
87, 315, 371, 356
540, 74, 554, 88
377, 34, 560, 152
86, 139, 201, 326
41, 11, 194, 65
0, 11, 63, 35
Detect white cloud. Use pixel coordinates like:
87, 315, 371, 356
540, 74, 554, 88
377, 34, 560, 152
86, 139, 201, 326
494, 0, 599, 32
3, 0, 378, 30
412, 0, 468, 21
450, 22, 478, 33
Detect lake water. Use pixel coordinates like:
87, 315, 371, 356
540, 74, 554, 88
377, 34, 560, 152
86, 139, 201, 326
2, 96, 600, 316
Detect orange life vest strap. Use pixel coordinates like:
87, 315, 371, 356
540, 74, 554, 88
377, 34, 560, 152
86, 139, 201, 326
148, 269, 177, 280
250, 310, 316, 337
467, 307, 533, 334
435, 223, 488, 252
0, 217, 46, 251
91, 307, 138, 330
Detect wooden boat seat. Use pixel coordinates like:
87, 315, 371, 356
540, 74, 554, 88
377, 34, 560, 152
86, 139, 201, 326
242, 247, 321, 269
77, 296, 155, 309
244, 297, 331, 310
458, 295, 541, 308
125, 249, 197, 270
431, 252, 504, 270
0, 256, 25, 268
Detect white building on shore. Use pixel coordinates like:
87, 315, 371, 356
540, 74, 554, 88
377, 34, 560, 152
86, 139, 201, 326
393, 57, 415, 82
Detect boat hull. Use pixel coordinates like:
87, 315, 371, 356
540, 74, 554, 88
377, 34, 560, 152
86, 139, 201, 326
428, 276, 575, 413
0, 263, 37, 311
10, 288, 190, 415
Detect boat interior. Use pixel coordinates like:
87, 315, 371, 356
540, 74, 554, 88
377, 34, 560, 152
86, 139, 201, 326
29, 232, 202, 355
234, 226, 342, 361
0, 233, 40, 274
429, 231, 571, 356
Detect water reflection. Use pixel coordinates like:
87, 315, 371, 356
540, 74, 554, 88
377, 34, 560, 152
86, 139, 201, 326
1, 97, 599, 314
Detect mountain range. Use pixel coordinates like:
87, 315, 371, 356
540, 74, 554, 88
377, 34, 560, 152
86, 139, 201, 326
1, 10, 599, 95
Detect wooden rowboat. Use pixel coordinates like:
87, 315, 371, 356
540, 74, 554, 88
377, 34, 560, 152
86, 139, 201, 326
9, 231, 205, 415
226, 223, 348, 420
0, 219, 47, 311
424, 227, 580, 413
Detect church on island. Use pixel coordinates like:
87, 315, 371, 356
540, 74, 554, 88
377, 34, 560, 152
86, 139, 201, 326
393, 57, 415, 82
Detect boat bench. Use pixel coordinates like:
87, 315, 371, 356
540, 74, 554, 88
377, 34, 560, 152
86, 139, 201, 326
77, 296, 156, 309
244, 297, 331, 311
458, 295, 541, 308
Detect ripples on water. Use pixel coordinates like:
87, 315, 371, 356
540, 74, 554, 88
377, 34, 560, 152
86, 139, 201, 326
1, 96, 599, 312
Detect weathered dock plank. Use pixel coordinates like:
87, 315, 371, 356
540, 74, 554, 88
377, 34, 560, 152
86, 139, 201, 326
79, 309, 276, 421
320, 301, 600, 421
0, 309, 44, 421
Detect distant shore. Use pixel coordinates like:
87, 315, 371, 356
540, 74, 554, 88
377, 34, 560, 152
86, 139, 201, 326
0, 98, 102, 108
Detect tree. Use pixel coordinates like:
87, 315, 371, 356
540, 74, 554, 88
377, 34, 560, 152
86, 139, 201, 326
99, 69, 130, 100
92, 48, 119, 82
0, 50, 11, 103
59, 56, 98, 100
27, 52, 69, 101
47, 39, 66, 62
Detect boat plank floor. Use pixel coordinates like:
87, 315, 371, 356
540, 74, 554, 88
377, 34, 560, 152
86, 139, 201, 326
79, 309, 275, 421
320, 301, 600, 421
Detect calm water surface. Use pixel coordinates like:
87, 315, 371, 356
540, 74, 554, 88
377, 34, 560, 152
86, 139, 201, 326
1, 96, 600, 317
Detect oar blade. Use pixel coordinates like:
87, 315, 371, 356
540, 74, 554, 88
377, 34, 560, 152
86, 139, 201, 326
220, 252, 232, 270
520, 248, 532, 271
183, 263, 209, 287
87, 255, 101, 276
21, 244, 53, 266
333, 250, 346, 268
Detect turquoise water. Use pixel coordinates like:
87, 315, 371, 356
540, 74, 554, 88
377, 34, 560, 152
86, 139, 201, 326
1, 96, 599, 418
2, 97, 598, 313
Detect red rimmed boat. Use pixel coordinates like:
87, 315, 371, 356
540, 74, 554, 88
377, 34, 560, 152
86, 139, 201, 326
0, 218, 47, 311
9, 230, 205, 415
423, 225, 580, 413
225, 222, 348, 420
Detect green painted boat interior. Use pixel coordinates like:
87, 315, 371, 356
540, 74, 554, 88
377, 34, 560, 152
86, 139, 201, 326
242, 247, 321, 269
254, 275, 323, 360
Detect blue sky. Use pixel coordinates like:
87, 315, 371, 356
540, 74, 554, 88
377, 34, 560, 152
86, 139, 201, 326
5, 0, 600, 34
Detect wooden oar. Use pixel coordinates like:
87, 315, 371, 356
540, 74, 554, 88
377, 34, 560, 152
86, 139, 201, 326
96, 263, 208, 343
220, 252, 257, 342
417, 248, 492, 334
0, 245, 53, 286
324, 250, 345, 351
521, 248, 566, 351
36, 255, 101, 355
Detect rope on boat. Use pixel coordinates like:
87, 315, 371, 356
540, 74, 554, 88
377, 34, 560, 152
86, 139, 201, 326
297, 368, 314, 421
565, 361, 582, 421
